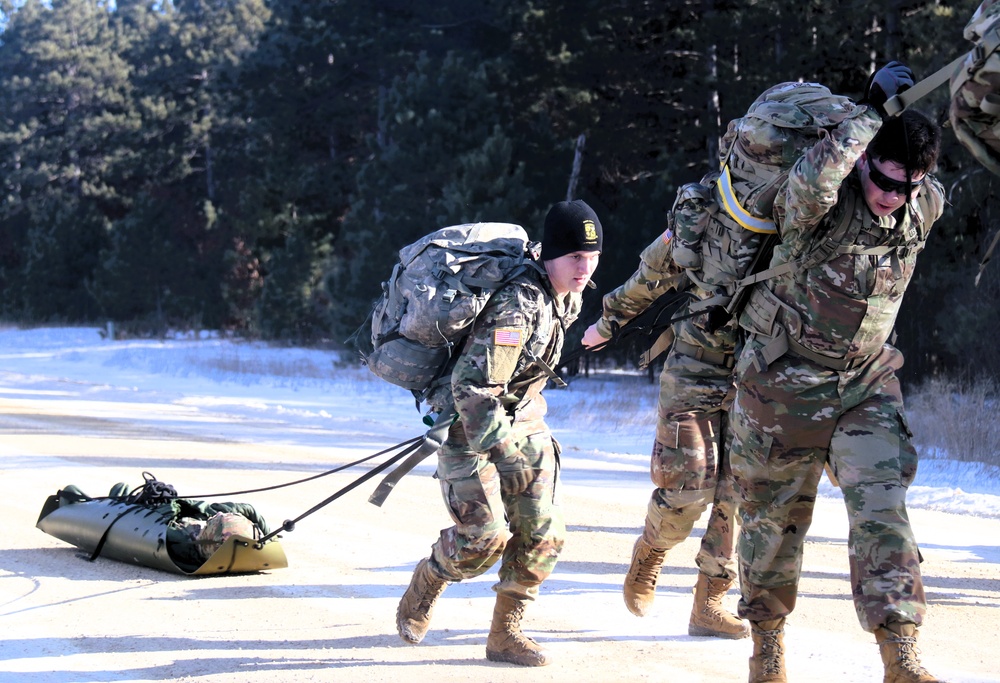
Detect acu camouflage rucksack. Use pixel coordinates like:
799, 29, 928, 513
668, 82, 866, 326
362, 222, 540, 408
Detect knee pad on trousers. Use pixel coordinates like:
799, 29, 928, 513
643, 489, 712, 548
651, 413, 721, 490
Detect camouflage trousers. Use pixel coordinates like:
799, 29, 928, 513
429, 420, 564, 601
728, 340, 925, 632
642, 330, 740, 581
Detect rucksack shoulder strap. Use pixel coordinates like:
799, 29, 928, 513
884, 52, 969, 117
884, 22, 1000, 117
914, 178, 945, 233
733, 185, 865, 292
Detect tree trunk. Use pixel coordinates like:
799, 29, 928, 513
566, 133, 586, 201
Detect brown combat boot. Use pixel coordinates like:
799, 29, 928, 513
749, 618, 787, 683
623, 536, 667, 616
485, 594, 550, 667
875, 621, 944, 683
396, 557, 448, 644
688, 572, 750, 639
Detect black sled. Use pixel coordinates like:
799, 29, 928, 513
36, 478, 287, 576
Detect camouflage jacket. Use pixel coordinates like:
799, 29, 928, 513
594, 222, 747, 357
743, 106, 945, 360
594, 227, 687, 339
450, 266, 581, 460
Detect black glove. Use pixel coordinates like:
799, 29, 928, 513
862, 61, 914, 118
492, 451, 535, 496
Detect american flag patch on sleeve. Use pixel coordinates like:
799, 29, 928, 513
493, 329, 523, 347
661, 228, 673, 244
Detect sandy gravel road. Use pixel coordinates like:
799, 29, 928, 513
2, 379, 998, 683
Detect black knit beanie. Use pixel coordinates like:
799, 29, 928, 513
542, 200, 603, 260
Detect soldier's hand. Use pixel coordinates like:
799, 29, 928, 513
863, 61, 914, 118
493, 452, 536, 496
581, 322, 609, 349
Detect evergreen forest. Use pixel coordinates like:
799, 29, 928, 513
1, 0, 998, 383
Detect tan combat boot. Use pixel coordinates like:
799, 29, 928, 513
688, 572, 750, 639
623, 536, 667, 616
749, 618, 787, 683
875, 621, 944, 683
485, 594, 550, 667
396, 557, 448, 644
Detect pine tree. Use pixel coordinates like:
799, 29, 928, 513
91, 0, 270, 330
330, 51, 534, 337
0, 0, 128, 317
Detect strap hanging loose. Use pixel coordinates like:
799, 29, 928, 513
368, 409, 457, 507
523, 350, 567, 388
976, 228, 1000, 287
638, 328, 674, 370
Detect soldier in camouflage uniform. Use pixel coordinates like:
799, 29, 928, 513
728, 64, 947, 683
581, 210, 750, 640
396, 200, 602, 667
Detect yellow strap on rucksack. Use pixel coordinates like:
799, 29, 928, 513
717, 165, 778, 234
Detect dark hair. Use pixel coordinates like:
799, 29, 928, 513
867, 109, 941, 174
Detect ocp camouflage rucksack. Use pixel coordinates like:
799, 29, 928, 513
721, 82, 864, 224
362, 222, 540, 407
669, 82, 867, 326
947, 0, 1000, 284
950, 0, 1000, 176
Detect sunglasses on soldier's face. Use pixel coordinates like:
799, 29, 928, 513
867, 160, 923, 195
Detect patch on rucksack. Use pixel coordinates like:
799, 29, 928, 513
950, 1, 1000, 176
361, 222, 539, 407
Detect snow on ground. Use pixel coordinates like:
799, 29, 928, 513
3, 325, 994, 517
1, 326, 998, 683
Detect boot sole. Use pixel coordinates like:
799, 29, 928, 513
688, 623, 750, 639
486, 650, 550, 667
625, 603, 651, 617
396, 620, 427, 644
623, 590, 654, 617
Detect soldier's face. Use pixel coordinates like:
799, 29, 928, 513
859, 153, 925, 217
544, 251, 600, 295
